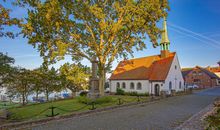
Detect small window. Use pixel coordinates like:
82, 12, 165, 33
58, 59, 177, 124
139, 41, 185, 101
169, 81, 172, 90
137, 82, 142, 90
161, 84, 163, 86
116, 82, 120, 88
179, 81, 182, 89
122, 82, 126, 89
130, 82, 134, 89
175, 65, 177, 70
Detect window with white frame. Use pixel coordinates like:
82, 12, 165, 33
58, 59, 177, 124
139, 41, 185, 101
130, 82, 134, 89
169, 81, 172, 90
122, 82, 126, 89
116, 82, 120, 88
179, 81, 182, 89
137, 82, 142, 90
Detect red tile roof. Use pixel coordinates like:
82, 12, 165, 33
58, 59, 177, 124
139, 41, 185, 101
109, 52, 175, 81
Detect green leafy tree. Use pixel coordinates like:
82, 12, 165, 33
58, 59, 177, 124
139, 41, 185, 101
6, 68, 34, 105
37, 66, 61, 101
20, 0, 169, 95
31, 68, 45, 101
0, 52, 15, 87
60, 63, 90, 97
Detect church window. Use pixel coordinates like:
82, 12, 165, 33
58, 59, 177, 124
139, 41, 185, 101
137, 82, 142, 90
130, 82, 134, 89
169, 81, 172, 90
122, 82, 126, 89
175, 65, 177, 70
116, 82, 120, 88
179, 81, 182, 89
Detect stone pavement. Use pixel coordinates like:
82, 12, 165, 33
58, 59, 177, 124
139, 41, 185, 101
18, 87, 220, 130
175, 104, 213, 130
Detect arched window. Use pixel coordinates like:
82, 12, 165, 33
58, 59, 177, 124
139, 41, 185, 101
122, 82, 126, 89
169, 81, 172, 90
130, 82, 134, 89
116, 82, 120, 88
179, 81, 182, 89
137, 82, 142, 90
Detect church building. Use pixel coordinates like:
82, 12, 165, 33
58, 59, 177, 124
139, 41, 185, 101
109, 17, 184, 96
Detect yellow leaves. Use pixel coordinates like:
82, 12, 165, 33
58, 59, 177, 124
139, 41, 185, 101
89, 4, 105, 20
56, 40, 68, 56
71, 33, 81, 40
25, 23, 33, 32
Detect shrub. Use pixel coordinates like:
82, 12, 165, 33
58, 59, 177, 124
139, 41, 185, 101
124, 92, 149, 96
116, 88, 125, 95
95, 96, 113, 104
77, 96, 113, 105
79, 91, 88, 96
77, 96, 92, 104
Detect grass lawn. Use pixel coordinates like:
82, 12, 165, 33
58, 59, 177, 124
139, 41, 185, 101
7, 95, 149, 121
0, 101, 21, 109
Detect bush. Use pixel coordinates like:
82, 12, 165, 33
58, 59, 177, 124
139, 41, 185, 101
124, 92, 149, 97
116, 88, 125, 95
79, 91, 88, 96
77, 96, 92, 104
77, 96, 113, 105
95, 96, 113, 104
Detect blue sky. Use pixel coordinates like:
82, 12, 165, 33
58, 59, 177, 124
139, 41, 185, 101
1, 0, 220, 70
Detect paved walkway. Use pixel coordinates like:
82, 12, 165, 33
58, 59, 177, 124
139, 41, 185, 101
28, 87, 220, 130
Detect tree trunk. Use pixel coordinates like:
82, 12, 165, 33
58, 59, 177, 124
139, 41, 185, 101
22, 93, 25, 106
98, 68, 105, 96
36, 91, 39, 100
71, 91, 76, 97
45, 89, 49, 101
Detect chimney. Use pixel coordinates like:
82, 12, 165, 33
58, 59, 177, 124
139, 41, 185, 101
161, 50, 170, 58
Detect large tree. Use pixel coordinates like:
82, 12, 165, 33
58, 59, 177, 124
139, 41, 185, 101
20, 0, 169, 95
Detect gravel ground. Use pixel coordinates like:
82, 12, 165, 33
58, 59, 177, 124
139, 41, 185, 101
24, 87, 220, 130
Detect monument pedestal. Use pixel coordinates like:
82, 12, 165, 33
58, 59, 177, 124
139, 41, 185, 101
87, 78, 100, 99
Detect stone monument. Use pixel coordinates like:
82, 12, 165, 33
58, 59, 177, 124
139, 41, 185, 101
88, 56, 100, 98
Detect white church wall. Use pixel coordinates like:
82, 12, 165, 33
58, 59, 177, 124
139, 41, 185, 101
110, 80, 150, 94
164, 54, 185, 92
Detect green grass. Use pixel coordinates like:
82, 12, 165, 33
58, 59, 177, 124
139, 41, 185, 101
7, 95, 149, 121
0, 101, 21, 109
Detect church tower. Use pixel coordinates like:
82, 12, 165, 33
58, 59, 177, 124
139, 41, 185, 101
160, 16, 170, 58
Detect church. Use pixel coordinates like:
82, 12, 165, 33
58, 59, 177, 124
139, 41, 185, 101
109, 17, 184, 96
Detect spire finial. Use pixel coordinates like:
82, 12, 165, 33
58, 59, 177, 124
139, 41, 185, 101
160, 16, 170, 50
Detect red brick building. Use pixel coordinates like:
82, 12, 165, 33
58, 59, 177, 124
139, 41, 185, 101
182, 66, 220, 88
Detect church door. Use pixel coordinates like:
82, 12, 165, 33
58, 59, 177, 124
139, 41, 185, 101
154, 84, 160, 96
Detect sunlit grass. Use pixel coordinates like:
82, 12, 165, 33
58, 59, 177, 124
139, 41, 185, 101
7, 95, 149, 121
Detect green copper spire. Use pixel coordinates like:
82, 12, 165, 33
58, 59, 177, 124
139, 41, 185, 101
160, 16, 170, 50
